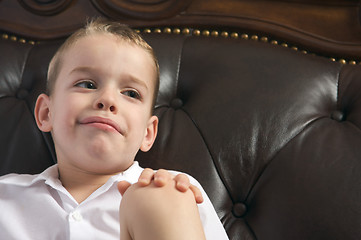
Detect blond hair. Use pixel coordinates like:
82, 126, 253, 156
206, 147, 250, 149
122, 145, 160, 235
47, 18, 160, 109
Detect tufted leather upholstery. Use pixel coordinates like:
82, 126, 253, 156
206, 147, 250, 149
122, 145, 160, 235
1, 31, 361, 240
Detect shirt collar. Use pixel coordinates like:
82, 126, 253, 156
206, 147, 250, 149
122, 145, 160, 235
0, 161, 143, 194
111, 161, 143, 184
35, 161, 143, 189
0, 164, 61, 187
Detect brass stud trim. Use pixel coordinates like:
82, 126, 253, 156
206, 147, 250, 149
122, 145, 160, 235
202, 30, 210, 37
1, 32, 36, 45
260, 37, 268, 43
173, 28, 181, 34
211, 31, 219, 37
221, 31, 228, 38
2, 27, 358, 64
163, 28, 172, 34
193, 29, 201, 36
251, 35, 258, 41
182, 28, 190, 35
231, 32, 239, 39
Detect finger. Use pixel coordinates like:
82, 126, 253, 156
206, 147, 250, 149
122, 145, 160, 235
174, 174, 191, 192
189, 185, 204, 204
153, 169, 172, 187
117, 181, 131, 196
138, 168, 155, 186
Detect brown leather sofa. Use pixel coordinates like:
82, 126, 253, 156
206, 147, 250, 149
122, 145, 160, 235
1, 1, 361, 239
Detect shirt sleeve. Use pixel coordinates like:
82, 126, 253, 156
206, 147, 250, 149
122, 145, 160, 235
168, 170, 229, 240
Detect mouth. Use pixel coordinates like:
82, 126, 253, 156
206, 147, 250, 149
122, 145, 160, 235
79, 116, 123, 134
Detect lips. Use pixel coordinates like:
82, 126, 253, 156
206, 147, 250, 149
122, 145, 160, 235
79, 116, 123, 134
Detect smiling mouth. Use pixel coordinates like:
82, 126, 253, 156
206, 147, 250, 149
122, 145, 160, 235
80, 116, 122, 134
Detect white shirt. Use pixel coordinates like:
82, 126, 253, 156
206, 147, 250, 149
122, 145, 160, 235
0, 161, 229, 240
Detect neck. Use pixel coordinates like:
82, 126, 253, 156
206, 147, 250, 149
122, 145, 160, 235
57, 163, 116, 204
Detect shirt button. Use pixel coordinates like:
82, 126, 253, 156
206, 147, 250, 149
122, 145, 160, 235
70, 211, 83, 222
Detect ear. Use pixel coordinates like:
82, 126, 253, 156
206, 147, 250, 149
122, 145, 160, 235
140, 115, 158, 152
34, 93, 53, 132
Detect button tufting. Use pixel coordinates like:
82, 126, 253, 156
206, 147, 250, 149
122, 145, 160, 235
170, 98, 183, 109
331, 110, 344, 122
232, 202, 247, 218
16, 89, 29, 99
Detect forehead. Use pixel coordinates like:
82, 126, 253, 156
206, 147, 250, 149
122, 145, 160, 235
58, 34, 157, 90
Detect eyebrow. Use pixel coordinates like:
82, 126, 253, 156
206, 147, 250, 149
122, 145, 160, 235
69, 66, 149, 90
69, 66, 98, 77
122, 74, 149, 91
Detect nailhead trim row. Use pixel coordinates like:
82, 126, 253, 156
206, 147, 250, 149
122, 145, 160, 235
1, 33, 36, 45
1, 27, 358, 65
137, 27, 359, 65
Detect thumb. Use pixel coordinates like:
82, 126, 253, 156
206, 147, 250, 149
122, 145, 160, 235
117, 181, 131, 196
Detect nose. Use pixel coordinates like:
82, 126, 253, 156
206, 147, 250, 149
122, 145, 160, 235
94, 88, 118, 113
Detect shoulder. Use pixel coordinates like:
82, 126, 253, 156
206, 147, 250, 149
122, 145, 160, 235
0, 173, 38, 187
0, 165, 58, 187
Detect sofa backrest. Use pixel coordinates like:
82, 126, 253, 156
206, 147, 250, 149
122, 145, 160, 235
1, 1, 361, 239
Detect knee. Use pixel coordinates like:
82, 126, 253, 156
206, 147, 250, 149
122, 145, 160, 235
119, 180, 205, 240
120, 180, 197, 218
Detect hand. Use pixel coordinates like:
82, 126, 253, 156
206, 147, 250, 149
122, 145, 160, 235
117, 168, 204, 203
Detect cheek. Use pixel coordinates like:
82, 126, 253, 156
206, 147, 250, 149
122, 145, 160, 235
50, 95, 85, 132
128, 109, 149, 134
51, 110, 74, 139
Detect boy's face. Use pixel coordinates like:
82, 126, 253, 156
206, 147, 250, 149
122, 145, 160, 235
35, 34, 158, 174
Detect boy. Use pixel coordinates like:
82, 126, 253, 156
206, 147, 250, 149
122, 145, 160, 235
0, 18, 229, 239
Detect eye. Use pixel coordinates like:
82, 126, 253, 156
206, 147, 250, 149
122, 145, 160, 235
122, 89, 141, 100
75, 81, 97, 89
